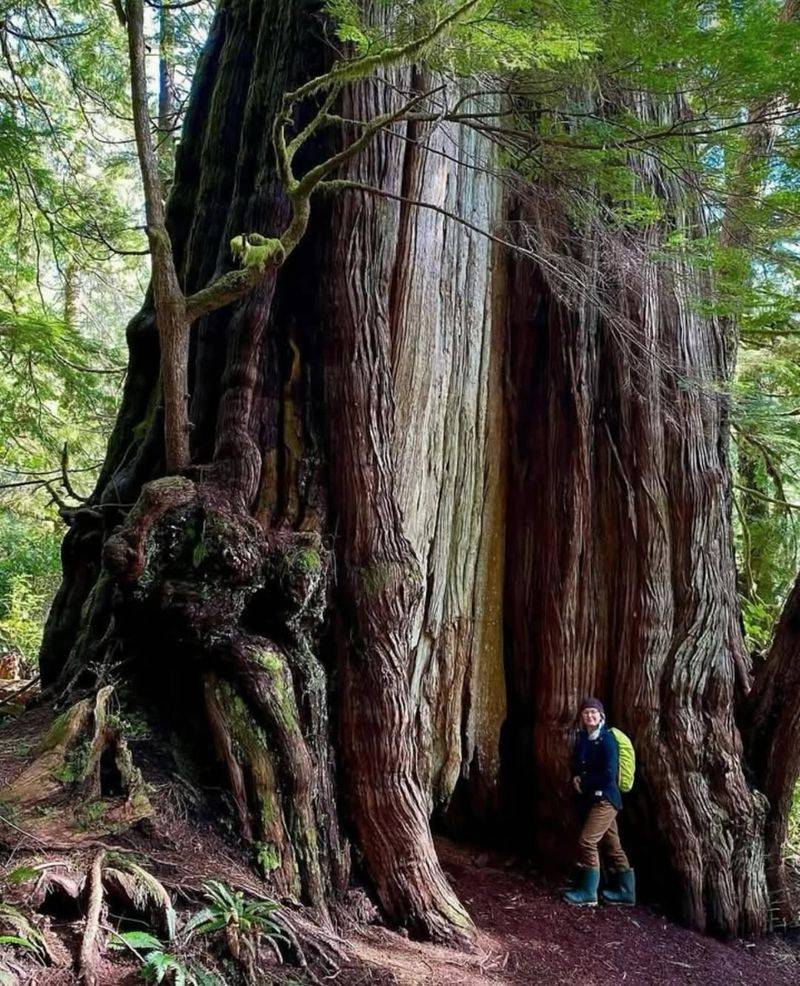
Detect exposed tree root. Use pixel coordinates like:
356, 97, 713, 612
278, 905, 351, 974
27, 472, 474, 945
1, 840, 350, 984
78, 849, 105, 986
103, 855, 176, 939
86, 478, 350, 915
30, 863, 82, 912
0, 687, 151, 846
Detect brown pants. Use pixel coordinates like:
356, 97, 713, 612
577, 800, 630, 870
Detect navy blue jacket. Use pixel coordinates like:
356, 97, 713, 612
572, 725, 622, 813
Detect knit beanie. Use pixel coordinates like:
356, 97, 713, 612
580, 697, 605, 717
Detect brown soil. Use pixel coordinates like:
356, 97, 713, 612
455, 841, 800, 985
339, 840, 800, 986
1, 706, 798, 986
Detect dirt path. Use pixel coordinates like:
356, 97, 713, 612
347, 840, 799, 986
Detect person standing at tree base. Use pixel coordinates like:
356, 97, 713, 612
563, 697, 636, 907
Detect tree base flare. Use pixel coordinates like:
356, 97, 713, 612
40, 478, 353, 916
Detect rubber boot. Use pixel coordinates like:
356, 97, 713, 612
560, 867, 581, 891
601, 868, 636, 905
563, 867, 599, 906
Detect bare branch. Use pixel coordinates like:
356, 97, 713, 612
125, 0, 189, 471
734, 484, 800, 511
185, 262, 267, 323
296, 88, 439, 196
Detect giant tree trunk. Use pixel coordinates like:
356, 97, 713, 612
25, 0, 800, 943
33, 0, 502, 943
320, 57, 474, 939
40, 0, 353, 921
504, 177, 771, 936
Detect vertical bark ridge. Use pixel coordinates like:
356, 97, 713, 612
321, 56, 473, 939
504, 210, 608, 857
211, 274, 281, 507
384, 84, 507, 817
191, 0, 321, 469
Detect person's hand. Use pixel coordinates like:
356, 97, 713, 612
572, 776, 582, 793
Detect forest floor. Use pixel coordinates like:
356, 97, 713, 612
0, 695, 798, 985
341, 839, 800, 986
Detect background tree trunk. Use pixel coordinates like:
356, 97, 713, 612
747, 574, 800, 921
157, 4, 176, 193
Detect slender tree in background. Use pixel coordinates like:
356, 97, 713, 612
0, 0, 211, 668
4, 0, 800, 945
157, 4, 177, 192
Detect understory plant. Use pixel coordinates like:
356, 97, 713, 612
109, 929, 223, 986
786, 783, 800, 864
110, 880, 284, 984
0, 903, 48, 964
185, 880, 286, 967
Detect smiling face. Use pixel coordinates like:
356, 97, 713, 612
581, 707, 602, 730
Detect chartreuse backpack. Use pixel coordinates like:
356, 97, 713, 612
609, 727, 636, 793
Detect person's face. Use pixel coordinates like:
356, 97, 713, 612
581, 707, 601, 730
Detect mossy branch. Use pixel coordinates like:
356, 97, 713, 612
184, 216, 306, 322
183, 259, 270, 324
230, 233, 286, 272
274, 0, 482, 199
283, 0, 482, 107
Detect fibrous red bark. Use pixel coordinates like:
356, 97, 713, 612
504, 171, 771, 934
23, 0, 800, 944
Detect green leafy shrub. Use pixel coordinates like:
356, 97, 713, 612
108, 879, 282, 984
109, 930, 224, 986
740, 597, 779, 653
0, 513, 62, 674
185, 880, 284, 943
